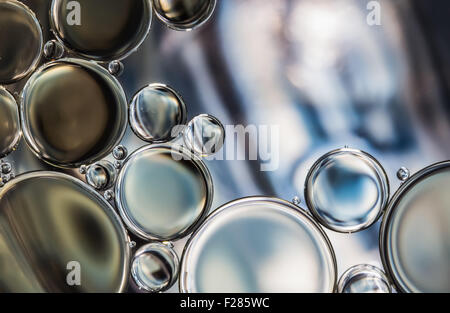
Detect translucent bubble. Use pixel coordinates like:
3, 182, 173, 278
337, 264, 391, 293
0, 172, 129, 292
131, 242, 179, 292
113, 145, 128, 160
43, 40, 65, 60
108, 60, 124, 76
50, 0, 152, 60
397, 166, 410, 182
381, 162, 450, 292
104, 190, 115, 201
183, 114, 225, 157
1, 162, 12, 175
115, 145, 212, 241
180, 197, 337, 292
86, 160, 117, 190
0, 1, 43, 84
304, 148, 389, 233
152, 0, 216, 31
21, 58, 128, 168
129, 84, 187, 143
0, 88, 21, 157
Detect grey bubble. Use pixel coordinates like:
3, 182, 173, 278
43, 40, 65, 60
338, 264, 391, 293
108, 60, 124, 76
0, 88, 21, 157
113, 145, 128, 160
86, 160, 117, 190
183, 114, 225, 157
397, 166, 410, 182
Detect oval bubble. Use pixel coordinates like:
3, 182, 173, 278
0, 0, 43, 84
129, 84, 187, 143
305, 148, 389, 233
183, 114, 225, 157
131, 242, 179, 292
86, 160, 117, 190
0, 88, 21, 157
50, 0, 152, 60
381, 161, 450, 293
152, 0, 216, 31
337, 264, 391, 293
115, 144, 212, 241
21, 58, 128, 168
180, 197, 337, 293
43, 40, 65, 60
0, 172, 130, 292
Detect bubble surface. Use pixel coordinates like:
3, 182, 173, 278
337, 264, 391, 293
152, 0, 216, 31
115, 145, 212, 241
131, 242, 179, 292
0, 88, 21, 157
21, 58, 127, 168
381, 162, 450, 292
0, 172, 129, 292
180, 197, 337, 293
184, 114, 225, 157
50, 0, 152, 60
305, 148, 389, 233
130, 84, 187, 143
0, 1, 43, 83
86, 160, 116, 190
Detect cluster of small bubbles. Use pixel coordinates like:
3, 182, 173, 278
183, 114, 225, 157
86, 161, 116, 190
397, 167, 410, 182
43, 40, 65, 60
108, 60, 124, 76
104, 190, 115, 201
113, 145, 128, 160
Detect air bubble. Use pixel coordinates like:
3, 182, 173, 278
86, 161, 116, 190
292, 196, 301, 205
0, 88, 21, 157
50, 0, 152, 61
305, 148, 389, 233
1, 162, 12, 175
113, 145, 128, 160
337, 264, 391, 293
397, 167, 410, 182
152, 0, 216, 31
43, 40, 65, 60
79, 165, 87, 175
0, 1, 43, 83
129, 84, 187, 143
131, 242, 179, 292
104, 190, 115, 201
108, 60, 124, 76
183, 114, 225, 157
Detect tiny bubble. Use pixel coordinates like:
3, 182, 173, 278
397, 167, 410, 182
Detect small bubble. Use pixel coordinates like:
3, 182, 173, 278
292, 196, 301, 205
1, 162, 11, 174
113, 145, 127, 160
108, 60, 124, 76
114, 161, 122, 170
104, 190, 114, 201
86, 161, 116, 190
0, 180, 4, 188
2, 175, 9, 184
129, 241, 137, 248
183, 114, 225, 157
79, 165, 87, 175
397, 167, 410, 182
43, 40, 65, 60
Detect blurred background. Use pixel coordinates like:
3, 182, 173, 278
6, 0, 450, 292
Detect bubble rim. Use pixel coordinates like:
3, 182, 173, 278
304, 148, 390, 233
337, 264, 392, 293
0, 170, 132, 293
49, 0, 153, 61
0, 0, 43, 84
114, 143, 214, 241
0, 87, 22, 158
20, 57, 128, 169
179, 196, 338, 293
379, 160, 450, 293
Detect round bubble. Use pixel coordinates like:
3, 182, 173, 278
0, 88, 21, 157
180, 197, 337, 293
129, 84, 187, 143
0, 1, 43, 84
50, 0, 152, 60
381, 162, 450, 292
86, 160, 117, 190
131, 242, 179, 292
337, 264, 391, 293
21, 58, 127, 168
0, 172, 130, 292
184, 114, 225, 157
305, 148, 389, 233
115, 145, 212, 241
152, 0, 216, 31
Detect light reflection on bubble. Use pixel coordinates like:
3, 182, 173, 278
0, 87, 21, 158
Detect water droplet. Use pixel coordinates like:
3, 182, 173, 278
108, 60, 124, 76
86, 161, 116, 190
152, 0, 216, 31
21, 58, 128, 168
43, 40, 65, 60
113, 145, 127, 160
292, 196, 301, 205
183, 114, 225, 157
129, 84, 187, 143
0, 88, 21, 158
1, 162, 12, 174
104, 190, 114, 201
0, 1, 42, 83
338, 264, 391, 293
397, 167, 410, 182
131, 242, 179, 292
305, 148, 389, 233
115, 145, 212, 241
50, 0, 152, 60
